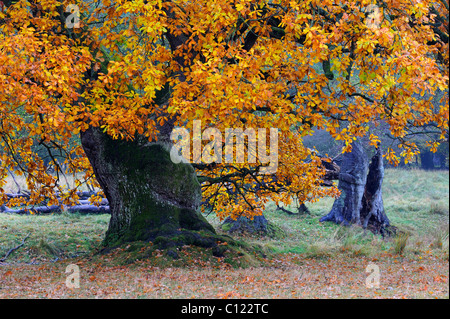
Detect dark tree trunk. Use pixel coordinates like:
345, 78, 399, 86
420, 151, 435, 170
360, 147, 391, 234
80, 127, 216, 247
319, 139, 368, 225
320, 140, 394, 235
222, 214, 270, 235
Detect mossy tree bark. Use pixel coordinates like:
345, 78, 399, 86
80, 127, 216, 247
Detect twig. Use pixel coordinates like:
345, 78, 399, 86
6, 167, 21, 194
276, 205, 298, 215
0, 233, 31, 263
276, 203, 310, 215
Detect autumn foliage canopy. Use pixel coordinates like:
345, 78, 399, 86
0, 0, 448, 220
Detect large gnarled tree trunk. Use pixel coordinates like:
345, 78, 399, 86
360, 147, 391, 235
80, 127, 216, 247
320, 139, 368, 225
320, 140, 392, 235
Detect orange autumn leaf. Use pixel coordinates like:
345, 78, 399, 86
0, 0, 447, 222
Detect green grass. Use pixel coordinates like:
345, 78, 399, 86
0, 169, 448, 299
0, 212, 109, 263
206, 168, 449, 260
0, 169, 448, 264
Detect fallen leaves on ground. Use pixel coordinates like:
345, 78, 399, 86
0, 252, 448, 299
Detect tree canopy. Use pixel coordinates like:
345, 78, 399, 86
0, 0, 448, 221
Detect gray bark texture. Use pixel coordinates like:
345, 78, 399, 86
360, 147, 391, 235
320, 139, 368, 225
320, 140, 392, 235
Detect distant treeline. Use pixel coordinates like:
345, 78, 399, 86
303, 128, 449, 171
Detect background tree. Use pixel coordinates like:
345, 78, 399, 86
0, 0, 448, 247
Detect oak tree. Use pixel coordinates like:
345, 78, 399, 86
0, 0, 448, 247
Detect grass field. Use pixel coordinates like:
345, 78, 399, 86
0, 169, 448, 298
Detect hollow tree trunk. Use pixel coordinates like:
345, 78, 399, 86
319, 139, 368, 225
360, 147, 391, 235
320, 140, 393, 235
80, 127, 216, 247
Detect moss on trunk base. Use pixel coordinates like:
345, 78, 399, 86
80, 127, 217, 248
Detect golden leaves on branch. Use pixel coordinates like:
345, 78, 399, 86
0, 0, 448, 219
